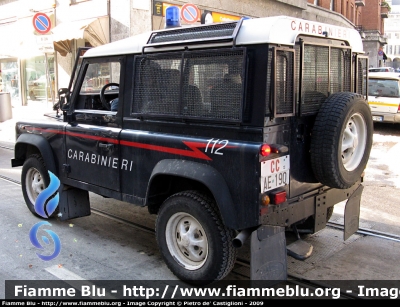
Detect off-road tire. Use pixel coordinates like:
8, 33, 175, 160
21, 154, 54, 218
310, 92, 373, 189
155, 191, 237, 285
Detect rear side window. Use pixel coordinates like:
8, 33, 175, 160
368, 78, 400, 98
132, 49, 246, 122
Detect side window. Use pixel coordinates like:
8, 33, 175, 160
76, 60, 121, 111
132, 49, 245, 122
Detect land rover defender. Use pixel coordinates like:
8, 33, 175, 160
12, 16, 373, 285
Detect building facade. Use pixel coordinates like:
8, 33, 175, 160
383, 0, 400, 70
359, 0, 389, 68
0, 0, 365, 107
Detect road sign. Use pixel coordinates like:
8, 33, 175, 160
180, 3, 200, 24
36, 35, 54, 53
378, 50, 383, 56
32, 13, 52, 34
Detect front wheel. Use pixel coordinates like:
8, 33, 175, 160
155, 191, 237, 285
21, 154, 53, 218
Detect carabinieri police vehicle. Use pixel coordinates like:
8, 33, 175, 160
12, 15, 373, 285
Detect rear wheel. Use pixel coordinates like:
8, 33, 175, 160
155, 191, 237, 285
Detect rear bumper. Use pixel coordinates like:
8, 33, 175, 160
260, 181, 362, 230
371, 112, 400, 123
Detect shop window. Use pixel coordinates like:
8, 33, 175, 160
25, 55, 55, 102
1, 60, 19, 99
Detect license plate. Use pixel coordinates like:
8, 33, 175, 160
372, 116, 383, 122
261, 155, 290, 192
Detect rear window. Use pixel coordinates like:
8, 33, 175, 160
369, 67, 394, 72
368, 78, 400, 98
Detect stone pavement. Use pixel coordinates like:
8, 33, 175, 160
0, 100, 56, 144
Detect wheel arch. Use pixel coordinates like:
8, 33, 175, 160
147, 159, 238, 229
12, 134, 58, 176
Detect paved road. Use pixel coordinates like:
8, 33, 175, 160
0, 121, 400, 299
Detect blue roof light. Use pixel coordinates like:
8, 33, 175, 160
165, 6, 181, 29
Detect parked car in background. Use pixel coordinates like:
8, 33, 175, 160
369, 67, 395, 73
368, 72, 400, 123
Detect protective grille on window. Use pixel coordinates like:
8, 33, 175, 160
275, 49, 295, 116
148, 22, 237, 45
132, 50, 245, 121
357, 57, 368, 96
301, 45, 329, 115
330, 47, 351, 94
265, 50, 273, 116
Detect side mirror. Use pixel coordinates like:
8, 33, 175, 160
56, 88, 70, 111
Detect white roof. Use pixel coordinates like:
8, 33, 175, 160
84, 15, 364, 58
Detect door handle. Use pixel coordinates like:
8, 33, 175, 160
99, 143, 114, 150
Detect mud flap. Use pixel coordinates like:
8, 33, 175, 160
58, 184, 91, 221
250, 225, 287, 281
344, 184, 363, 241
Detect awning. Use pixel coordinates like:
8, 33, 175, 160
51, 16, 109, 56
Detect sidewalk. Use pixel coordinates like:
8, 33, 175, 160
0, 101, 56, 144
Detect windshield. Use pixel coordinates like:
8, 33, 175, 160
368, 78, 400, 98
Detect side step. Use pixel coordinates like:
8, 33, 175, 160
286, 225, 313, 260
287, 240, 313, 260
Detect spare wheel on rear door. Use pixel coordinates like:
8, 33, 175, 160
310, 92, 373, 189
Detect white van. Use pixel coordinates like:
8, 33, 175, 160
368, 72, 400, 123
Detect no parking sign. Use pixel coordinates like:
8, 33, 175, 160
32, 13, 52, 34
180, 3, 200, 24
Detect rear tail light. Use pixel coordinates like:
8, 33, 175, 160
272, 191, 287, 205
261, 191, 287, 207
397, 104, 400, 113
260, 144, 271, 157
260, 144, 284, 157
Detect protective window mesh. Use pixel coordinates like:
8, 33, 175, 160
330, 47, 351, 93
298, 45, 353, 115
301, 45, 329, 115
132, 54, 181, 115
357, 57, 368, 97
132, 49, 245, 121
148, 22, 237, 45
265, 49, 273, 116
275, 49, 295, 116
